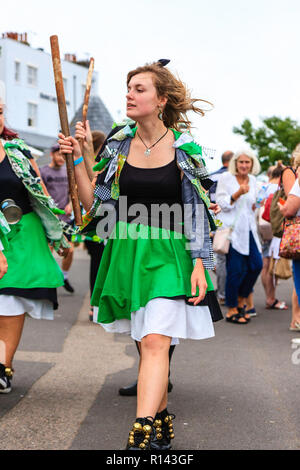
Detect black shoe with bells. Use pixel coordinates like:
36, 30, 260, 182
126, 417, 153, 450
0, 363, 13, 394
150, 409, 175, 450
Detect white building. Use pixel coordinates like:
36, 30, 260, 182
0, 32, 101, 152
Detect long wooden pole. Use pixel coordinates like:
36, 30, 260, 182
82, 57, 94, 124
50, 35, 82, 226
81, 58, 95, 180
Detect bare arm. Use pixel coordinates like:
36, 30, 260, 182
76, 120, 95, 181
279, 194, 300, 218
188, 258, 208, 306
282, 168, 296, 196
58, 133, 94, 212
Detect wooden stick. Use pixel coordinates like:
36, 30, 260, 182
82, 57, 94, 124
81, 58, 95, 180
50, 35, 82, 226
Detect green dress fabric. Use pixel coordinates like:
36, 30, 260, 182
0, 212, 64, 290
91, 221, 214, 325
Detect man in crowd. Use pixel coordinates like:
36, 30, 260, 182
40, 144, 75, 293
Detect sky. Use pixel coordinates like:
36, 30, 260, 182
2, 0, 300, 171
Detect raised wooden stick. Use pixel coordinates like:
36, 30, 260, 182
81, 58, 95, 180
82, 57, 94, 124
50, 35, 82, 226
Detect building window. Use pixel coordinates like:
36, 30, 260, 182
15, 61, 21, 82
27, 65, 38, 86
27, 103, 38, 127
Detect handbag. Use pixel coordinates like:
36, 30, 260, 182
212, 227, 232, 254
258, 206, 273, 241
270, 167, 296, 237
279, 216, 300, 260
268, 256, 292, 279
212, 198, 246, 255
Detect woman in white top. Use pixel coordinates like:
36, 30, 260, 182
216, 149, 263, 324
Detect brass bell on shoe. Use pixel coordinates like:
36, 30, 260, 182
139, 443, 146, 449
143, 424, 152, 434
129, 431, 134, 436
156, 433, 163, 440
145, 434, 150, 439
143, 439, 149, 445
170, 433, 175, 439
133, 423, 143, 431
164, 417, 169, 423
156, 427, 162, 433
154, 419, 162, 427
5, 368, 13, 377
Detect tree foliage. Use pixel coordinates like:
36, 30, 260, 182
233, 116, 300, 172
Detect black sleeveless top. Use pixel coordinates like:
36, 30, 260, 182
118, 158, 183, 231
0, 155, 33, 214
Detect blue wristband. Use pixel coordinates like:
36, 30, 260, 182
74, 156, 84, 166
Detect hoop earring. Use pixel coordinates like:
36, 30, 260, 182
158, 107, 163, 121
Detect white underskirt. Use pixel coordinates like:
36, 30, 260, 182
93, 297, 215, 345
0, 295, 54, 320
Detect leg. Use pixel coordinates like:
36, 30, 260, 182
225, 245, 248, 323
85, 241, 104, 295
238, 233, 263, 301
137, 334, 171, 419
62, 242, 74, 272
119, 342, 175, 396
62, 243, 75, 293
291, 289, 300, 329
291, 261, 300, 329
0, 315, 25, 368
85, 241, 104, 320
215, 253, 226, 301
261, 257, 276, 305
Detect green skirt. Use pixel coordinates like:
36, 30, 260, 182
91, 221, 216, 325
0, 212, 64, 290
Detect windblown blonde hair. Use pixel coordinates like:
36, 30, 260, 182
127, 62, 212, 131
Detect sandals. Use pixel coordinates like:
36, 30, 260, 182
245, 308, 257, 318
289, 322, 300, 332
266, 299, 288, 310
226, 310, 249, 324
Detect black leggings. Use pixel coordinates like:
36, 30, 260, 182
84, 240, 105, 296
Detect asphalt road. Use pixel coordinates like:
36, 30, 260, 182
0, 247, 299, 450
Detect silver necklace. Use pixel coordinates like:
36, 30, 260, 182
137, 129, 169, 156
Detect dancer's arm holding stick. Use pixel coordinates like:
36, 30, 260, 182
58, 132, 94, 212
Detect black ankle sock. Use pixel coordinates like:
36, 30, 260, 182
155, 408, 169, 420
135, 417, 153, 426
